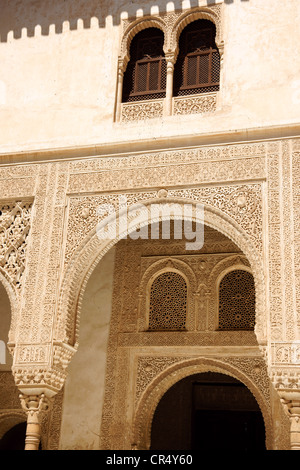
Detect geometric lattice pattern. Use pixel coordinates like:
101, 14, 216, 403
0, 201, 32, 289
218, 270, 255, 330
148, 272, 187, 330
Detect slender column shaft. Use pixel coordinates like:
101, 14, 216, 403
115, 65, 124, 122
290, 413, 300, 450
20, 393, 50, 451
165, 57, 175, 116
279, 393, 300, 450
25, 410, 41, 450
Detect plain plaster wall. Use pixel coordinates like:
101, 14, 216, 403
59, 247, 115, 450
0, 282, 12, 371
0, 0, 299, 153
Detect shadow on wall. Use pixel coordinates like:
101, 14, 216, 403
0, 0, 249, 43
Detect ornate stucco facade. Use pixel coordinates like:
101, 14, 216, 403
0, 0, 300, 451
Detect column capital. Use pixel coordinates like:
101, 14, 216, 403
19, 393, 52, 451
118, 55, 129, 73
278, 391, 300, 417
277, 390, 300, 450
19, 393, 52, 416
164, 51, 177, 65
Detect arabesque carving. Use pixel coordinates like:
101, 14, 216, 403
0, 200, 32, 291
173, 93, 217, 115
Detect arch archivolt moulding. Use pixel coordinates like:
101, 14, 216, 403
120, 16, 167, 69
119, 3, 224, 67
57, 187, 266, 350
132, 356, 273, 450
170, 6, 223, 60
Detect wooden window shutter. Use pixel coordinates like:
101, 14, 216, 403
173, 19, 220, 97
122, 28, 166, 103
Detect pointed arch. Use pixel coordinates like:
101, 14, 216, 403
56, 197, 266, 351
171, 7, 223, 61
132, 357, 272, 450
120, 16, 167, 70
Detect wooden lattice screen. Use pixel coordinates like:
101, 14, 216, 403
173, 19, 220, 96
122, 28, 167, 102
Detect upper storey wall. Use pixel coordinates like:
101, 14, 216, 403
0, 0, 300, 154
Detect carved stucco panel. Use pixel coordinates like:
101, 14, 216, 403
129, 356, 277, 450
65, 183, 263, 267
67, 157, 265, 194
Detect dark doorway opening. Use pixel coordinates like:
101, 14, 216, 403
150, 372, 266, 451
0, 422, 27, 450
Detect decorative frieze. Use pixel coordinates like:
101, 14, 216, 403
272, 342, 300, 366
121, 100, 164, 122
67, 156, 265, 195
14, 344, 50, 365
173, 93, 217, 115
69, 142, 266, 174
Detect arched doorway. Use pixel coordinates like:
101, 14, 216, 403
150, 372, 266, 451
0, 422, 27, 450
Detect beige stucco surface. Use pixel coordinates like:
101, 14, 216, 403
0, 283, 12, 371
0, 0, 299, 451
0, 0, 300, 153
59, 248, 115, 450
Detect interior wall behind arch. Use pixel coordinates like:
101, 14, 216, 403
59, 247, 115, 450
0, 282, 12, 371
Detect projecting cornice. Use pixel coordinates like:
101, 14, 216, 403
0, 122, 299, 165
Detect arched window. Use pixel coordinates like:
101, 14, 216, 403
122, 28, 167, 103
173, 19, 220, 97
148, 271, 187, 330
218, 270, 255, 330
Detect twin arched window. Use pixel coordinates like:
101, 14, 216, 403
147, 268, 255, 332
122, 19, 220, 104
